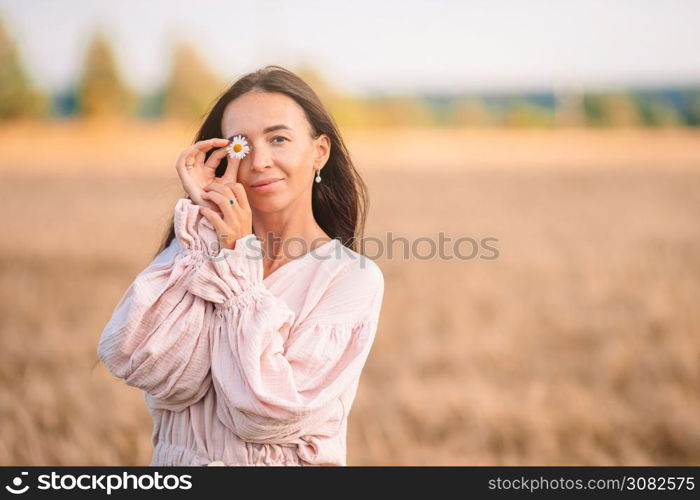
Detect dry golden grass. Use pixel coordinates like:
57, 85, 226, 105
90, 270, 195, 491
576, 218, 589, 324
0, 122, 699, 465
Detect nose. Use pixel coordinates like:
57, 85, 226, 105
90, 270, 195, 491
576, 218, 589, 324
248, 142, 273, 171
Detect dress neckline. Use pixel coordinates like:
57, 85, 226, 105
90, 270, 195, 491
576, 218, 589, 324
262, 238, 339, 283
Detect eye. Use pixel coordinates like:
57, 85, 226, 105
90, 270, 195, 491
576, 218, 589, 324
272, 136, 289, 144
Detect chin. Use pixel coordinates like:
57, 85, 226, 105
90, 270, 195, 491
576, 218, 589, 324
251, 198, 288, 213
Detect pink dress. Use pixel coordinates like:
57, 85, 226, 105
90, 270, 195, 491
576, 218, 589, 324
97, 198, 384, 466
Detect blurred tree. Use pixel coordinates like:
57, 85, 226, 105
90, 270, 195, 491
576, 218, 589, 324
583, 93, 607, 127
137, 89, 165, 120
162, 41, 225, 121
687, 91, 700, 127
294, 62, 336, 108
51, 88, 78, 117
553, 88, 585, 127
449, 98, 493, 127
634, 94, 680, 127
0, 18, 48, 119
364, 95, 437, 128
603, 93, 641, 127
502, 99, 554, 127
328, 94, 374, 128
584, 92, 641, 127
76, 31, 136, 118
427, 96, 459, 127
293, 62, 372, 128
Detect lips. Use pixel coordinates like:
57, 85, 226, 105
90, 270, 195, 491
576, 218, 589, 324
251, 178, 282, 187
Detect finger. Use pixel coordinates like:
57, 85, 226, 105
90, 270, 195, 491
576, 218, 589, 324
208, 181, 247, 215
204, 146, 229, 172
177, 149, 197, 172
220, 153, 241, 184
227, 182, 250, 213
190, 138, 230, 167
204, 181, 234, 198
195, 138, 230, 152
199, 207, 233, 250
201, 190, 236, 224
182, 138, 228, 160
175, 153, 198, 190
179, 150, 203, 171
199, 206, 224, 229
202, 198, 223, 215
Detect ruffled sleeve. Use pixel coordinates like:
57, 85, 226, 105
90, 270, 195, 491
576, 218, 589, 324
97, 198, 226, 412
185, 223, 384, 444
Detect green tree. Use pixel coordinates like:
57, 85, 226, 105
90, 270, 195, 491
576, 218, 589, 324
162, 41, 225, 120
634, 95, 680, 127
76, 31, 135, 118
690, 92, 700, 126
0, 18, 47, 119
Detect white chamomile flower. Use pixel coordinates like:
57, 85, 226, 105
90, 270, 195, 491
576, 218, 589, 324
226, 135, 250, 159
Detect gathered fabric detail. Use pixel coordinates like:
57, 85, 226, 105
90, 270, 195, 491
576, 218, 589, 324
186, 247, 267, 310
151, 441, 210, 467
216, 282, 268, 310
96, 201, 217, 412
98, 197, 385, 466
207, 307, 375, 446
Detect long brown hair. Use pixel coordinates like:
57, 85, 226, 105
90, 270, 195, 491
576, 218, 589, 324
154, 64, 369, 259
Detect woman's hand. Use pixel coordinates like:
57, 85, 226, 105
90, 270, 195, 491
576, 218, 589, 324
200, 182, 253, 251
175, 138, 233, 212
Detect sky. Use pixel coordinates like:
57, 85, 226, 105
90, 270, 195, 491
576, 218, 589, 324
1, 0, 699, 96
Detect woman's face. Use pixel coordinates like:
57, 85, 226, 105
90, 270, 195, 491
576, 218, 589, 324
221, 91, 330, 213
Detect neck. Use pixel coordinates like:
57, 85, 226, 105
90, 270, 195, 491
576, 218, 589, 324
251, 189, 329, 260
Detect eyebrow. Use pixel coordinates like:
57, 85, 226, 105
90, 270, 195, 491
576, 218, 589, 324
263, 124, 293, 133
228, 124, 293, 140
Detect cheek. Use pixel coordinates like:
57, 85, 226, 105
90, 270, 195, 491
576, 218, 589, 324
278, 151, 304, 171
279, 155, 311, 181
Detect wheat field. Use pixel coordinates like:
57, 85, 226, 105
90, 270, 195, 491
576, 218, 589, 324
1, 122, 699, 465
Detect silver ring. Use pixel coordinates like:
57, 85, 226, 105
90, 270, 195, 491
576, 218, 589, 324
228, 198, 237, 205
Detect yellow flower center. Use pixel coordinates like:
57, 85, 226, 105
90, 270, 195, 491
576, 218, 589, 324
233, 144, 242, 152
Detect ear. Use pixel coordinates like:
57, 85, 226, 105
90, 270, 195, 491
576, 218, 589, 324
314, 134, 331, 169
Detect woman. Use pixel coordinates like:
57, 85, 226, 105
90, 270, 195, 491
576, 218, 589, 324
97, 65, 384, 466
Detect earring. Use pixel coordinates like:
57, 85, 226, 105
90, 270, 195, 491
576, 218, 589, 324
315, 168, 322, 183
